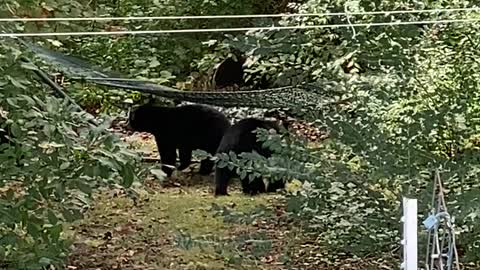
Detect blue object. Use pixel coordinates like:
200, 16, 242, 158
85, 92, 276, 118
423, 214, 438, 230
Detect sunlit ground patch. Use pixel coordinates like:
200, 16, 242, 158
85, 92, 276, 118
66, 180, 281, 269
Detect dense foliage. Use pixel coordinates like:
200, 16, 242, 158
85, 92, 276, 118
0, 38, 151, 269
2, 0, 480, 268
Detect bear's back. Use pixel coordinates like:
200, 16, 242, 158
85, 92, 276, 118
147, 104, 230, 148
217, 118, 279, 155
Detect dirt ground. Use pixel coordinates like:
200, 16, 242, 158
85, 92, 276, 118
66, 132, 397, 270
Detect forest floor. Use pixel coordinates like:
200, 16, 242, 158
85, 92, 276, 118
65, 133, 397, 270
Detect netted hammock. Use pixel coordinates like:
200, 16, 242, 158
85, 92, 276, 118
17, 39, 345, 111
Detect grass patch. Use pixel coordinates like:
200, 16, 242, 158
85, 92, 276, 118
67, 183, 279, 269
146, 190, 271, 235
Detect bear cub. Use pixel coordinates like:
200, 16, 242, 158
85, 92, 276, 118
128, 103, 231, 177
214, 118, 285, 196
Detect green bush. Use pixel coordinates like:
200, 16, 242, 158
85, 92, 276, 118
5, 0, 480, 267
0, 41, 150, 269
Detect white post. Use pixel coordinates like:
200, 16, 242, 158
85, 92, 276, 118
401, 197, 418, 270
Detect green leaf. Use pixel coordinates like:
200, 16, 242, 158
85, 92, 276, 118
26, 222, 40, 238
60, 162, 71, 170
0, 233, 17, 247
286, 197, 303, 213
20, 62, 39, 71
6, 76, 27, 90
6, 98, 19, 108
9, 123, 21, 137
149, 58, 161, 68
75, 180, 93, 194
239, 170, 247, 180
121, 165, 135, 187
55, 182, 66, 198
48, 224, 63, 242
62, 208, 81, 222
47, 209, 58, 225
39, 257, 52, 266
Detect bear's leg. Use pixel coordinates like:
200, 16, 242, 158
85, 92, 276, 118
198, 159, 214, 175
156, 142, 177, 177
214, 167, 234, 196
242, 176, 266, 195
266, 179, 285, 193
199, 146, 219, 175
178, 147, 192, 171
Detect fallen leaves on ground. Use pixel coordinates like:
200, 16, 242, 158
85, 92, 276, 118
66, 129, 399, 269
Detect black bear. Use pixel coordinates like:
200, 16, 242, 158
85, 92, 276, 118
214, 118, 285, 196
213, 49, 246, 89
128, 103, 231, 177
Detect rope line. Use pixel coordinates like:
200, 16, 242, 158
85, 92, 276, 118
1, 18, 480, 37
0, 7, 479, 22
